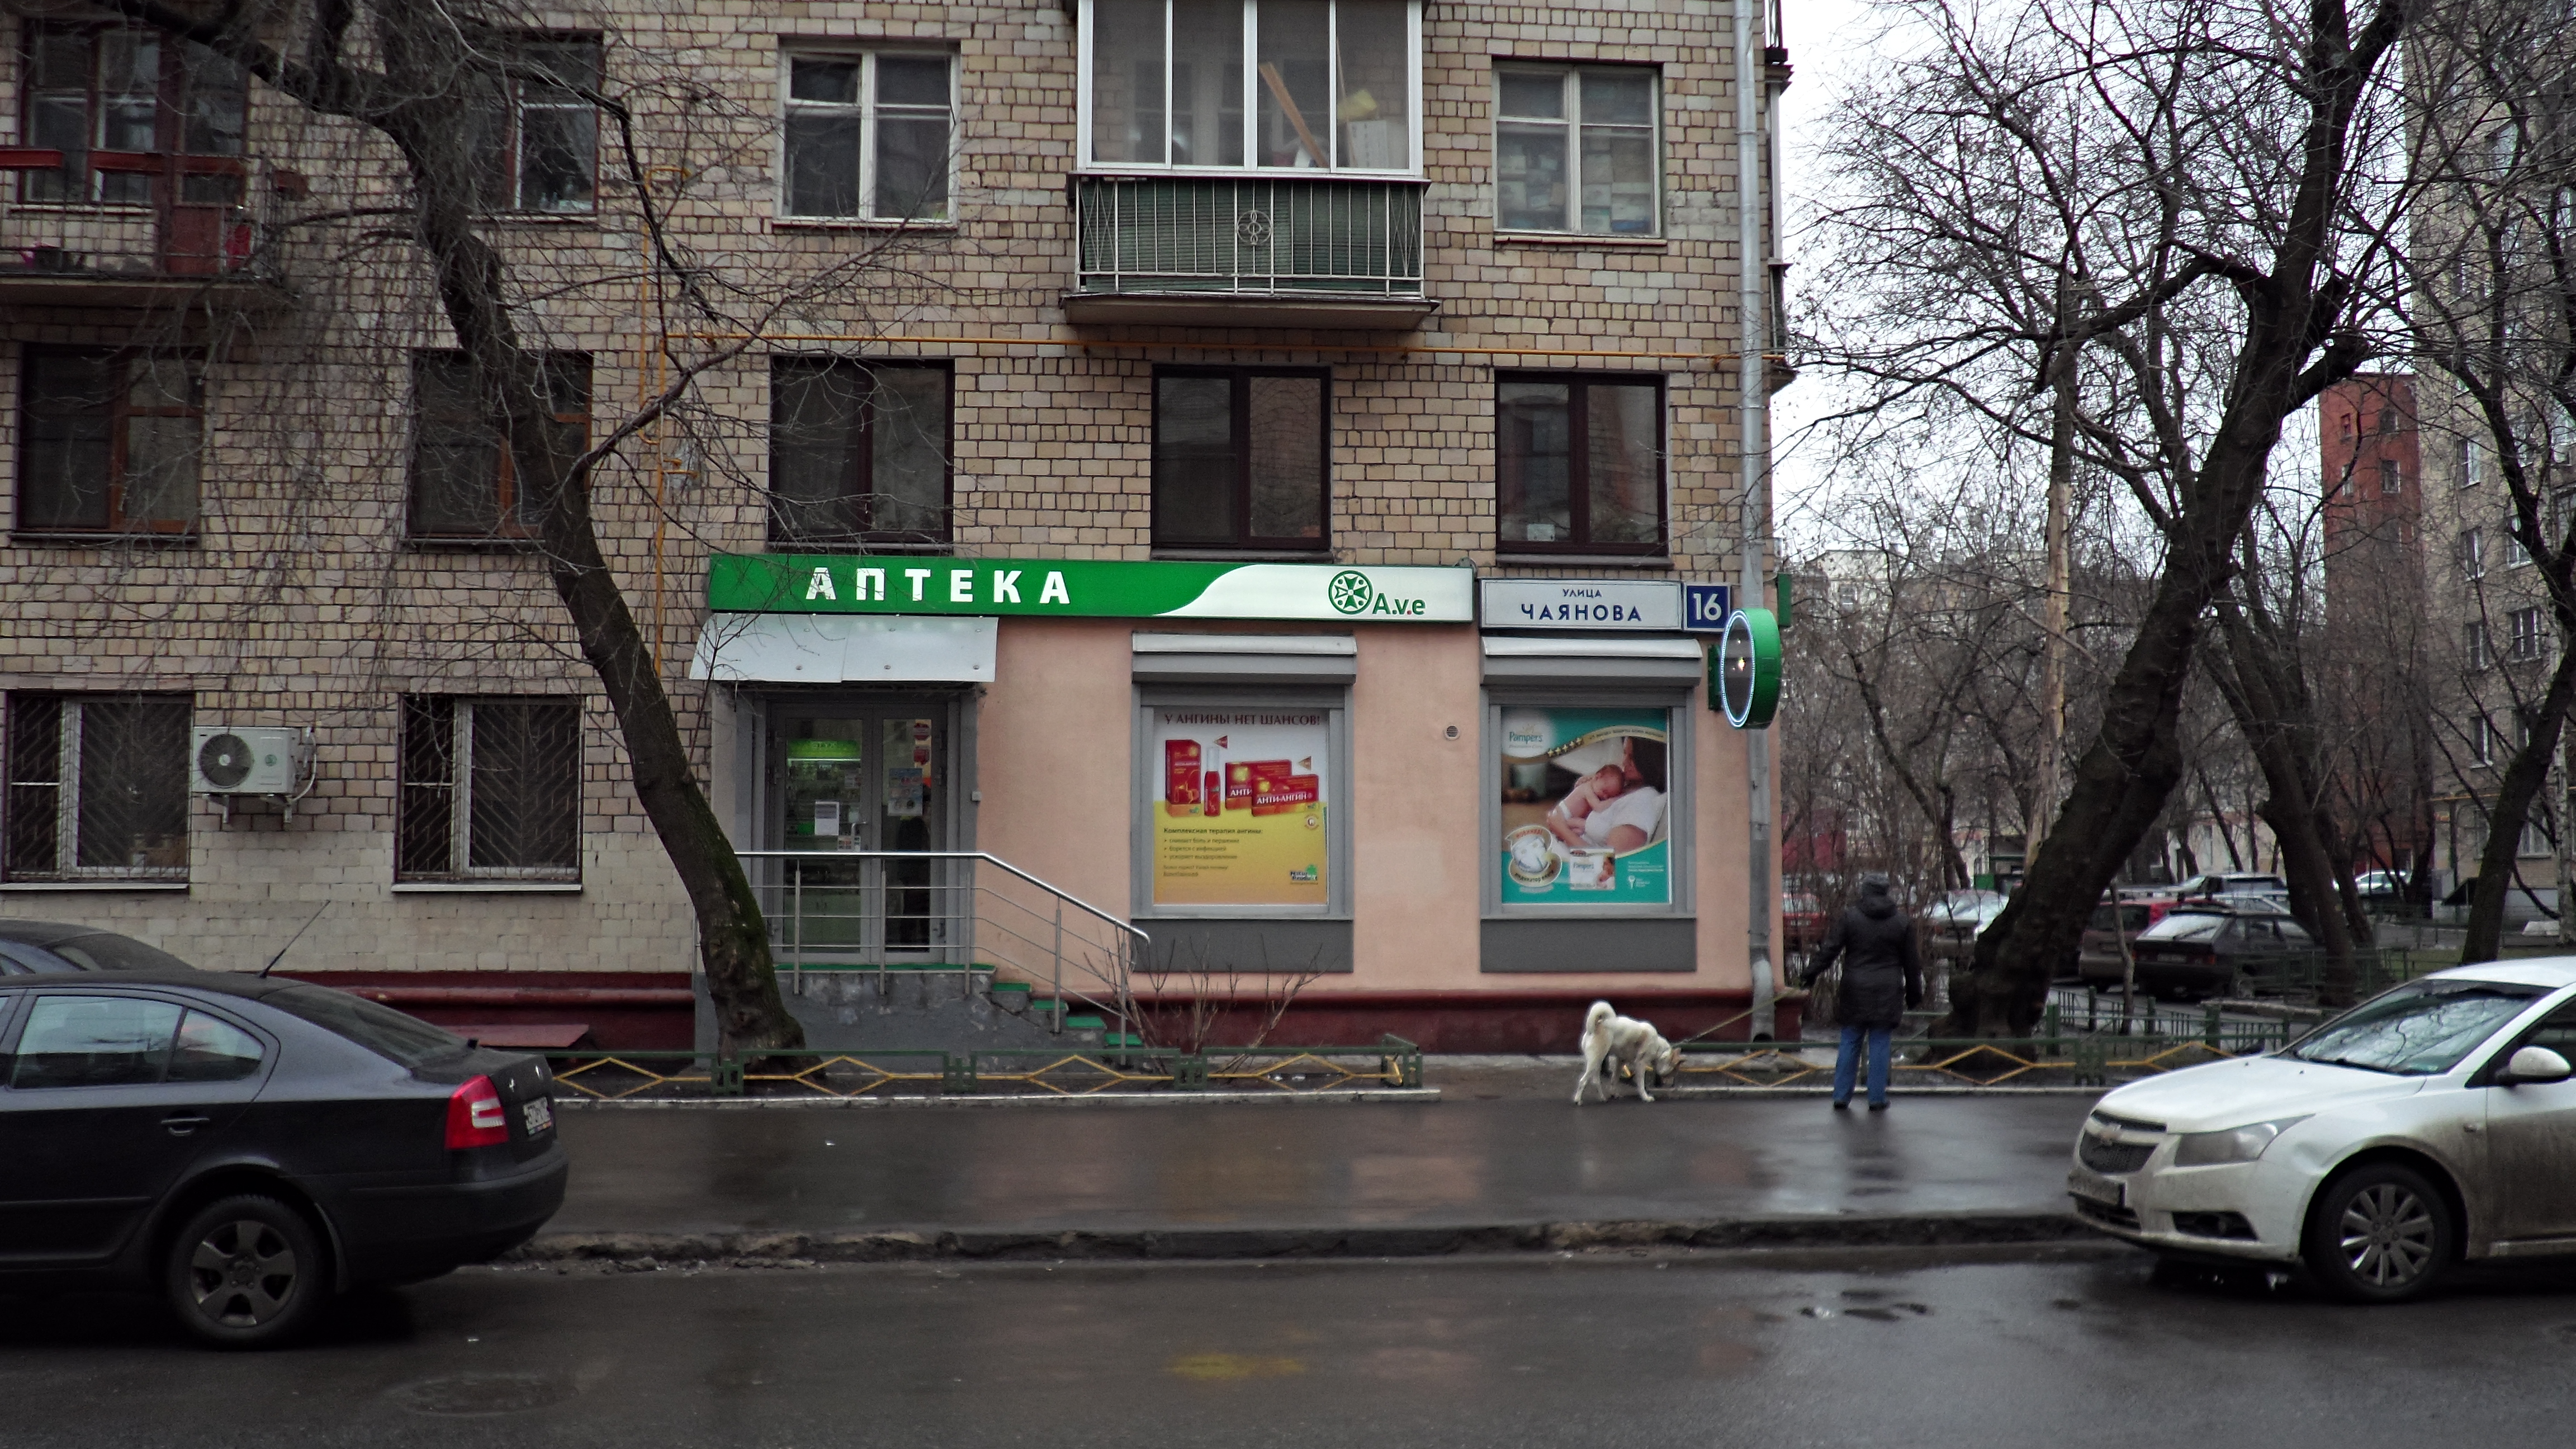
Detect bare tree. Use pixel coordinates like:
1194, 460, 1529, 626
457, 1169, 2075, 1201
93, 0, 964, 1050
2399, 0, 2576, 962
1805, 0, 2411, 1033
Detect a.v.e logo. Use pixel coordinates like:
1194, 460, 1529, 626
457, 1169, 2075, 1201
1328, 569, 1427, 617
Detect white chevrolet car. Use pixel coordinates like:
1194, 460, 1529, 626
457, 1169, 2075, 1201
2070, 960, 2576, 1301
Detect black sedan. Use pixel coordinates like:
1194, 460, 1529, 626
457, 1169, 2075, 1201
0, 927, 566, 1347
2076, 901, 2317, 1000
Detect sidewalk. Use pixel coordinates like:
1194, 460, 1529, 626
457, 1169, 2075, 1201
529, 1087, 2104, 1261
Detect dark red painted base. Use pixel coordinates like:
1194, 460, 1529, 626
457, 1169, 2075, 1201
277, 971, 695, 1051
278, 974, 1805, 1057
1137, 989, 1806, 1054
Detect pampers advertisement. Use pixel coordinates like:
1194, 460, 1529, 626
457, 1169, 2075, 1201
1151, 709, 1330, 908
1498, 708, 1671, 905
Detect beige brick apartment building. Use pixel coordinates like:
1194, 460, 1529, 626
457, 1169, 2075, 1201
0, 0, 1786, 1047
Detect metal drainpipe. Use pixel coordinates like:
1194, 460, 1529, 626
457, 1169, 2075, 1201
1735, 0, 1778, 1037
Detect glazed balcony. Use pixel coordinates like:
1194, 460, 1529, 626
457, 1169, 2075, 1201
1, 148, 280, 306
1066, 174, 1435, 329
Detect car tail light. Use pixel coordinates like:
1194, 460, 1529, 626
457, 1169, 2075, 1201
446, 1075, 509, 1148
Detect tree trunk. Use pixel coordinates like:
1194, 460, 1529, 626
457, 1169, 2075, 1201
2462, 645, 2576, 963
2204, 605, 2361, 1006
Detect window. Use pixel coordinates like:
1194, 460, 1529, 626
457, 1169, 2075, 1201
408, 352, 591, 539
782, 51, 955, 221
1143, 703, 1342, 914
1084, 0, 1418, 171
1152, 367, 1328, 550
2512, 607, 2547, 661
2378, 406, 2400, 435
1494, 65, 1660, 235
768, 359, 951, 546
396, 697, 581, 883
1497, 706, 1677, 908
16, 349, 200, 536
466, 36, 600, 214
2379, 457, 2402, 496
2473, 714, 2498, 764
2460, 437, 2485, 487
2, 694, 190, 883
2462, 527, 2487, 579
2469, 623, 2494, 671
1495, 373, 1664, 553
18, 23, 245, 205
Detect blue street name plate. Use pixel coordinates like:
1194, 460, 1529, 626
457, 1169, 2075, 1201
1682, 583, 1734, 633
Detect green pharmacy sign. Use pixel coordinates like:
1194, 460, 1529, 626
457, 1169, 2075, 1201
707, 555, 1474, 624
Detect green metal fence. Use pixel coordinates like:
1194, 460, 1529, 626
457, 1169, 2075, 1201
544, 1036, 1426, 1101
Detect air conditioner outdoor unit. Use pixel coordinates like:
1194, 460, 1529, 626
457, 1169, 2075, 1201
189, 726, 310, 795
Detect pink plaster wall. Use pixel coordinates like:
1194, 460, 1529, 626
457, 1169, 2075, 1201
973, 619, 1133, 915
1349, 624, 1484, 986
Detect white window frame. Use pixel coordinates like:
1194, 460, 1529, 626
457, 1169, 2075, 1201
1490, 62, 1664, 238
2463, 527, 2487, 580
1076, 0, 1424, 174
777, 48, 960, 223
2459, 436, 2484, 487
2511, 607, 2546, 661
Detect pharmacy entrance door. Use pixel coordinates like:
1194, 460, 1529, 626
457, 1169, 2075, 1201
764, 698, 962, 965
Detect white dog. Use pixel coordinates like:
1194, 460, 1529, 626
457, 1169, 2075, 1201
1573, 1000, 1682, 1104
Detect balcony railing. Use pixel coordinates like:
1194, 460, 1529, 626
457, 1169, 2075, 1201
1072, 174, 1424, 301
1, 149, 273, 297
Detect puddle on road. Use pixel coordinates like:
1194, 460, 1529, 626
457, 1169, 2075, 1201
387, 1372, 581, 1417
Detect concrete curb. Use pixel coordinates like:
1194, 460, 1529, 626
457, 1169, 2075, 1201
506, 1211, 2095, 1266
553, 1088, 1441, 1109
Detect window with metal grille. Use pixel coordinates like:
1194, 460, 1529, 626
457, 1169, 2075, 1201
17, 23, 245, 206
1495, 372, 1665, 553
407, 352, 591, 541
768, 359, 952, 546
1151, 366, 1328, 550
16, 348, 201, 536
1493, 64, 1660, 236
3, 694, 190, 882
396, 697, 582, 882
462, 36, 600, 214
780, 51, 955, 221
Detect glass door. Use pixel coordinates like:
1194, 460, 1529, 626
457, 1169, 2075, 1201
771, 705, 950, 963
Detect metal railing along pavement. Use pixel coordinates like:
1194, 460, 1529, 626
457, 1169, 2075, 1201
735, 848, 1144, 1045
543, 1037, 1426, 1100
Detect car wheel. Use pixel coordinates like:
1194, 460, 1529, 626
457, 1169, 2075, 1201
165, 1194, 329, 1348
2303, 1163, 2453, 1304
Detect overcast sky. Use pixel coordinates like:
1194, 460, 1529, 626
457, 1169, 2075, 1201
1768, 0, 1870, 548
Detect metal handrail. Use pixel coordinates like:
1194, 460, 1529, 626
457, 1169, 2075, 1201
733, 849, 1147, 1044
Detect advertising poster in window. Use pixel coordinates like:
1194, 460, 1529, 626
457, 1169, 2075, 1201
1498, 708, 1671, 905
1150, 708, 1330, 908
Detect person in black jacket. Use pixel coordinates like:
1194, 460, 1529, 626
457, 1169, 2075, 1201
1796, 874, 1924, 1110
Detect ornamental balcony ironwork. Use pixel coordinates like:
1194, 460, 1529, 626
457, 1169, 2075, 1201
1067, 173, 1434, 329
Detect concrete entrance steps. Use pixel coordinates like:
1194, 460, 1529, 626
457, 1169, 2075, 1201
700, 966, 1123, 1052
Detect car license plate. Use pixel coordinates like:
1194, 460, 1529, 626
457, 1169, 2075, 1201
2067, 1166, 2125, 1209
522, 1096, 554, 1135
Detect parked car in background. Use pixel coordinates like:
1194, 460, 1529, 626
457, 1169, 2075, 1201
2078, 894, 2182, 982
1782, 894, 1828, 953
2174, 872, 2289, 900
2354, 869, 2408, 902
2069, 962, 2576, 1301
1925, 889, 2009, 964
0, 924, 566, 1347
2079, 902, 2316, 1000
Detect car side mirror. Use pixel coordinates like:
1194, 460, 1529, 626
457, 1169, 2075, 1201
2502, 1045, 2574, 1086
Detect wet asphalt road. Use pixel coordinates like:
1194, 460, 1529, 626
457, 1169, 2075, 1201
10, 1245, 2575, 1448
548, 1095, 2097, 1235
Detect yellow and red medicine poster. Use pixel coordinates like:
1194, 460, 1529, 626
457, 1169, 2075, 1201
1150, 708, 1329, 907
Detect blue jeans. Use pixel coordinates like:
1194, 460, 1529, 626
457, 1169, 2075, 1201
1833, 1024, 1894, 1106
